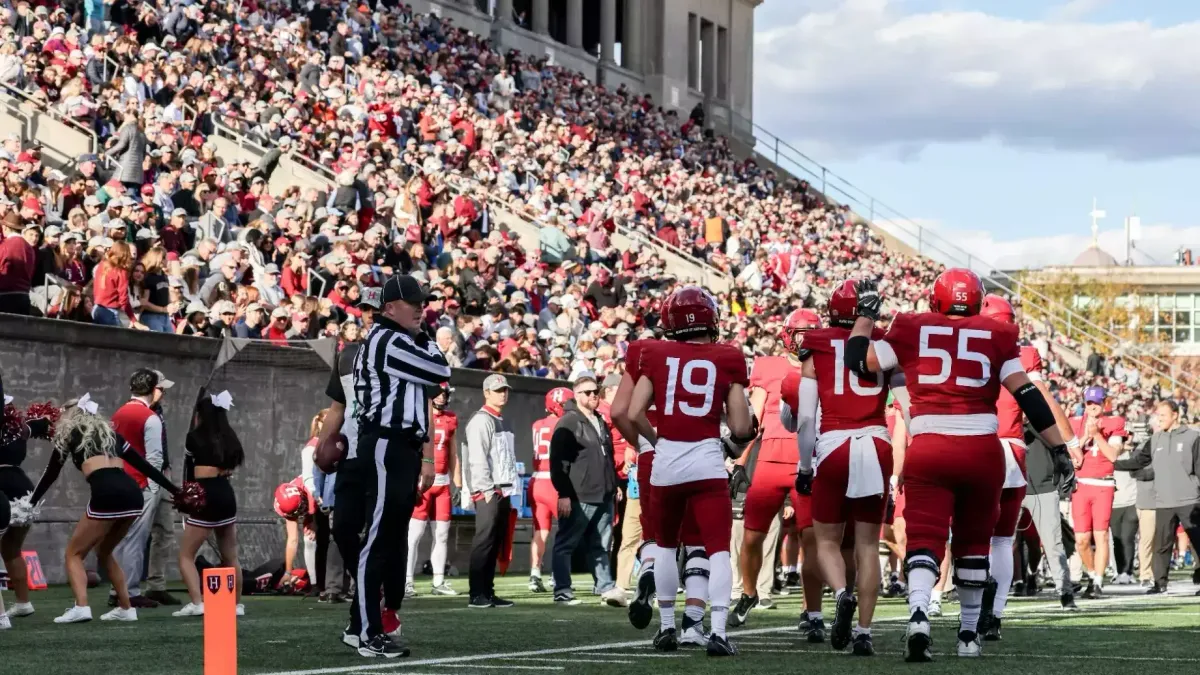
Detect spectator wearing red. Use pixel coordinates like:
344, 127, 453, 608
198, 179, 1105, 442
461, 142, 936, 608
92, 241, 146, 329
266, 307, 292, 346
0, 212, 35, 315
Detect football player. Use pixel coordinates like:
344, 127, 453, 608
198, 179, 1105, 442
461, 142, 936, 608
844, 269, 1072, 660
622, 287, 757, 657
528, 387, 573, 593
1069, 385, 1125, 599
977, 295, 1079, 638
405, 384, 459, 597
731, 309, 825, 641
786, 280, 906, 656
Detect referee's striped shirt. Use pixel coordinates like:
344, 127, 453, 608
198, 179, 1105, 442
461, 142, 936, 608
352, 317, 452, 438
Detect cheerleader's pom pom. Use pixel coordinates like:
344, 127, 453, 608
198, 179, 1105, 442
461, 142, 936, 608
25, 402, 61, 439
175, 481, 207, 515
1, 404, 28, 446
9, 495, 41, 527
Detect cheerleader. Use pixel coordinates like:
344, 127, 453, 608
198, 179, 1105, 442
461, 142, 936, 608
0, 486, 10, 630
174, 389, 245, 618
0, 395, 38, 624
28, 396, 183, 624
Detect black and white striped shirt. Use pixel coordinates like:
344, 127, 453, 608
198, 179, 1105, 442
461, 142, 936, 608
352, 317, 452, 438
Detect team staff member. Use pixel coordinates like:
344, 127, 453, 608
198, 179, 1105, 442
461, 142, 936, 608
1069, 386, 1126, 598
144, 371, 181, 606
1020, 421, 1079, 610
316, 277, 451, 658
461, 374, 518, 609
109, 369, 168, 609
1114, 400, 1200, 594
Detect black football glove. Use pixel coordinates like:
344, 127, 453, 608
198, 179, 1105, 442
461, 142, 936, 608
794, 468, 813, 496
728, 464, 750, 499
1051, 445, 1077, 498
854, 278, 883, 321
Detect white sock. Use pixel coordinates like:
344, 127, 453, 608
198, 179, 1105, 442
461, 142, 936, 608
958, 586, 983, 633
654, 546, 680, 630
683, 604, 705, 623
854, 625, 871, 635
1091, 570, 1105, 588
431, 521, 451, 585
908, 568, 938, 616
406, 518, 427, 582
835, 587, 846, 601
303, 531, 317, 583
808, 611, 823, 621
782, 565, 797, 574
708, 551, 732, 637
531, 568, 542, 579
684, 572, 708, 607
989, 536, 1015, 618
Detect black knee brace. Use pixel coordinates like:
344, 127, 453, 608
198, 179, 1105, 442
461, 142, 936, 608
905, 548, 942, 580
953, 555, 990, 588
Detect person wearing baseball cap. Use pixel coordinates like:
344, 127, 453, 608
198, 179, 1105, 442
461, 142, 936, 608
460, 373, 517, 609
312, 272, 451, 657
1069, 385, 1127, 599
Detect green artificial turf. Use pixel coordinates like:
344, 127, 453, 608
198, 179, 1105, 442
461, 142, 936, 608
2, 574, 1198, 675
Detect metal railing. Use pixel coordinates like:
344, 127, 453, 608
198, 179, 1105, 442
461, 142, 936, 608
0, 82, 103, 157
736, 111, 1198, 396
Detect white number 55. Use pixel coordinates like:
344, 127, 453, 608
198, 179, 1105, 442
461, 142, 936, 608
918, 326, 991, 387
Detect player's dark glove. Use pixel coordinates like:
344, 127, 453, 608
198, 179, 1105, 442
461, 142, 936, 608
854, 278, 883, 321
1051, 445, 1077, 498
728, 464, 750, 499
794, 469, 813, 496
721, 435, 745, 460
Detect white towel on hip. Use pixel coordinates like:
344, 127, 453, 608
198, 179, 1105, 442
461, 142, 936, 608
815, 426, 890, 498
1000, 438, 1028, 489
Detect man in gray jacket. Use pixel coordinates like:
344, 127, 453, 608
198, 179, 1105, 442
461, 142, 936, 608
461, 374, 517, 609
1114, 400, 1200, 593
549, 374, 620, 606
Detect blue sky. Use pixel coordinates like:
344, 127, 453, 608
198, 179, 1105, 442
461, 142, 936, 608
752, 0, 1200, 269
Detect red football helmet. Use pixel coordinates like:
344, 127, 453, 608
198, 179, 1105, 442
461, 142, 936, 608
930, 268, 984, 316
781, 308, 821, 354
545, 387, 574, 416
980, 294, 1015, 324
661, 286, 720, 339
827, 279, 859, 327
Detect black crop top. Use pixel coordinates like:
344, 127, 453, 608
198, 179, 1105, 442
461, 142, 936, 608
0, 438, 27, 467
30, 431, 180, 505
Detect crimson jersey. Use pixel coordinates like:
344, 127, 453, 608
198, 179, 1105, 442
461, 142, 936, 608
802, 327, 889, 433
750, 356, 801, 445
996, 346, 1044, 439
1070, 415, 1127, 480
531, 414, 559, 474
639, 340, 749, 443
624, 339, 655, 382
876, 313, 1021, 428
431, 410, 458, 474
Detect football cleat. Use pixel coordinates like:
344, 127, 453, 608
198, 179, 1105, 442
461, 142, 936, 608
680, 618, 708, 648
357, 634, 409, 659
903, 609, 933, 663
928, 598, 943, 617
653, 627, 679, 652
404, 582, 418, 599
797, 610, 810, 631
805, 615, 827, 643
784, 571, 802, 593
342, 625, 360, 649
830, 592, 857, 651
628, 570, 656, 629
983, 617, 1003, 641
528, 576, 547, 593
956, 629, 982, 657
978, 577, 998, 636
706, 633, 738, 657
851, 632, 874, 656
728, 593, 757, 628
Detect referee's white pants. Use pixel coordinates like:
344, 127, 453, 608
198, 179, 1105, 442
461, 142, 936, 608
111, 488, 160, 598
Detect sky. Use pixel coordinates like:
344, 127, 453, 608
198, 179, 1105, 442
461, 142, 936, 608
752, 0, 1200, 270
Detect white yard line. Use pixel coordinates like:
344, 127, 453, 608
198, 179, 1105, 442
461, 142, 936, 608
570, 652, 686, 658
739, 648, 1200, 663
256, 591, 1195, 675
504, 658, 633, 664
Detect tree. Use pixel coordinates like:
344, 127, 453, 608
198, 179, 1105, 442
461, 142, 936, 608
1014, 270, 1151, 346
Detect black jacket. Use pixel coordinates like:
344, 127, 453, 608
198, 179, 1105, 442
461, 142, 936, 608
549, 400, 617, 504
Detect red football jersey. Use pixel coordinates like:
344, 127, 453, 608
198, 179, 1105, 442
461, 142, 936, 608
432, 410, 458, 474
1070, 415, 1127, 480
531, 414, 558, 474
996, 346, 1044, 439
597, 400, 631, 477
624, 339, 656, 382
750, 356, 801, 445
804, 327, 890, 433
877, 313, 1021, 426
639, 340, 749, 443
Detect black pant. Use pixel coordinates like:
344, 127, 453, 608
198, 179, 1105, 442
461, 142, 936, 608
469, 495, 511, 599
0, 293, 31, 316
1153, 504, 1200, 588
1111, 505, 1140, 576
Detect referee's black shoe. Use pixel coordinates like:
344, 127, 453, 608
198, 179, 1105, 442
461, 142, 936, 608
358, 634, 409, 658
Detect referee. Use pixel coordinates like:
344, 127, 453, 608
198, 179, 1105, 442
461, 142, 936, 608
317, 277, 451, 658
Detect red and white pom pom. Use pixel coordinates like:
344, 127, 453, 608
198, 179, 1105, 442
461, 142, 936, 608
24, 402, 62, 439
1, 404, 27, 447
174, 481, 208, 515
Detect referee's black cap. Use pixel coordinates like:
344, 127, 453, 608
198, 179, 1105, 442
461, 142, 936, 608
382, 275, 429, 306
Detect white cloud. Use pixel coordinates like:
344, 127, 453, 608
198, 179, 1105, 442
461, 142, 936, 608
874, 217, 1193, 270
754, 0, 1200, 160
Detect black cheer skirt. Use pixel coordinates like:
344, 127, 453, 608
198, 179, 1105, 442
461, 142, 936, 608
86, 468, 145, 520
185, 476, 237, 528
0, 465, 34, 500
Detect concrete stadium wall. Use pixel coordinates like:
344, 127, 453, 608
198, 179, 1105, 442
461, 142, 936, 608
0, 315, 565, 583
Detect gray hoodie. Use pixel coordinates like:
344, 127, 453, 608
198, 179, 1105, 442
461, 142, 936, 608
1115, 425, 1200, 509
461, 407, 517, 497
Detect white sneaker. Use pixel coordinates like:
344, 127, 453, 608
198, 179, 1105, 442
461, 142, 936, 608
8, 602, 34, 617
101, 607, 138, 622
903, 611, 933, 662
957, 632, 982, 657
430, 582, 458, 596
680, 623, 708, 647
53, 605, 93, 624
928, 598, 943, 617
1116, 573, 1132, 585
755, 597, 775, 610
601, 588, 628, 608
173, 602, 205, 617
0, 613, 10, 630
404, 582, 417, 599
235, 604, 245, 616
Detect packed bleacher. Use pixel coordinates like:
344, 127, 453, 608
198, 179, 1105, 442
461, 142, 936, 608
0, 0, 1187, 416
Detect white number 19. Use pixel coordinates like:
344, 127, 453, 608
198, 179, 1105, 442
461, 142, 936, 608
664, 357, 716, 417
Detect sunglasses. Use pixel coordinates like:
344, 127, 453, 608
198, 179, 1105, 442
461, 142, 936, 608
576, 389, 598, 396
